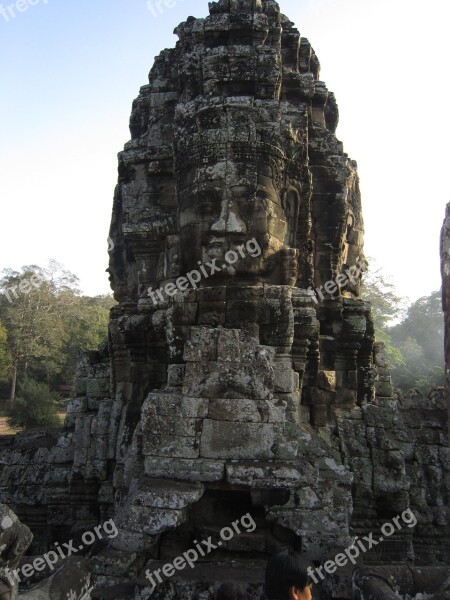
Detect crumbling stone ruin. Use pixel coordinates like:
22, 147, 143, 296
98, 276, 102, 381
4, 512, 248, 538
0, 503, 91, 600
441, 201, 450, 444
0, 1, 448, 598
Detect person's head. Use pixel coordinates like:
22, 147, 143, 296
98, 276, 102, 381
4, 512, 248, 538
265, 550, 313, 600
215, 582, 246, 600
0, 581, 12, 600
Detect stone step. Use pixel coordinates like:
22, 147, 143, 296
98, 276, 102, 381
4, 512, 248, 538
90, 547, 141, 577
118, 505, 186, 536
90, 581, 135, 600
138, 558, 266, 587
91, 560, 267, 600
144, 457, 225, 482
186, 524, 265, 553
129, 478, 204, 510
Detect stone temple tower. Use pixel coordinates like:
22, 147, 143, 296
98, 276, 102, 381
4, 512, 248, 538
0, 1, 448, 599
108, 0, 370, 480
100, 0, 449, 596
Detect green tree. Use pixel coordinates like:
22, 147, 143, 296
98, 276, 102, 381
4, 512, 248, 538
360, 259, 405, 367
0, 261, 79, 402
7, 379, 61, 430
0, 261, 114, 403
0, 320, 11, 379
55, 294, 113, 388
390, 291, 444, 391
360, 261, 444, 391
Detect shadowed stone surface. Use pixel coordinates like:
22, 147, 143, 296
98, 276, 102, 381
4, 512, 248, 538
441, 202, 450, 444
19, 558, 91, 600
0, 504, 32, 600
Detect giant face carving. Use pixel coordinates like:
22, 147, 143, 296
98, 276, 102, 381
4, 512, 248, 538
178, 155, 299, 284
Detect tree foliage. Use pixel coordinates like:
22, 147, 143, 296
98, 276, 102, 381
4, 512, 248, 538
7, 379, 61, 430
0, 262, 71, 401
360, 260, 405, 367
360, 259, 444, 392
55, 294, 114, 386
0, 261, 114, 403
0, 321, 11, 379
389, 291, 444, 391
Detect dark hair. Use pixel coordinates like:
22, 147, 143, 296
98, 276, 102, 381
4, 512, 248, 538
265, 550, 312, 600
215, 582, 246, 600
0, 581, 11, 600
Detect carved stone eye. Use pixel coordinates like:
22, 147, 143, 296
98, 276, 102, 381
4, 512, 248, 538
199, 199, 216, 216
240, 197, 255, 214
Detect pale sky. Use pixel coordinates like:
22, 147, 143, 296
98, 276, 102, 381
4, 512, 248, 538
0, 0, 448, 302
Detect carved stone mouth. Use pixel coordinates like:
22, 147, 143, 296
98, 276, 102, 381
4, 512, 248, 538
202, 233, 247, 248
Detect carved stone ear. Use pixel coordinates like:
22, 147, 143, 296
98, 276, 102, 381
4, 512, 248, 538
284, 188, 300, 246
346, 212, 356, 229
0, 581, 12, 600
280, 247, 299, 286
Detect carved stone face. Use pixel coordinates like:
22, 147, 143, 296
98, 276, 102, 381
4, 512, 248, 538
178, 158, 298, 282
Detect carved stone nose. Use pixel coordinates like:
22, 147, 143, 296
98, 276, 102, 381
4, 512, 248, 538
211, 200, 246, 234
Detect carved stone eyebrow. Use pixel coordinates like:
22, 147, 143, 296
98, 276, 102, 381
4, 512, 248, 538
231, 185, 253, 198
255, 184, 279, 203
196, 188, 222, 202
255, 185, 267, 196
